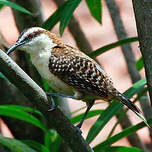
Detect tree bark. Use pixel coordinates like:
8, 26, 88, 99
0, 33, 44, 142
132, 1, 152, 140
0, 49, 94, 152
132, 0, 152, 104
105, 0, 150, 150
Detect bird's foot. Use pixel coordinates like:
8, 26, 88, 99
76, 122, 83, 129
47, 96, 56, 111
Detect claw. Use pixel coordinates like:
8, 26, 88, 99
48, 97, 56, 111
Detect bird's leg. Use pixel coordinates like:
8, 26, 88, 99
76, 100, 95, 128
46, 92, 75, 99
46, 91, 94, 129
46, 91, 75, 112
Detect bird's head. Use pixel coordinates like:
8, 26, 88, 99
6, 27, 57, 55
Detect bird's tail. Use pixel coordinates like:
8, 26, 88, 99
114, 91, 151, 128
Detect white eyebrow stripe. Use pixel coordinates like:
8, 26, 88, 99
18, 27, 45, 42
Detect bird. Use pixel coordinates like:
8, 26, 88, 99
6, 27, 150, 128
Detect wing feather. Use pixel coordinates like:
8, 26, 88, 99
49, 45, 113, 98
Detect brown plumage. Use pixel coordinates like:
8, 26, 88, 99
49, 45, 112, 100
6, 27, 150, 128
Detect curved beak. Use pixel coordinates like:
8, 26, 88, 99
6, 42, 24, 55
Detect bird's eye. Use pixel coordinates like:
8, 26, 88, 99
19, 31, 39, 43
28, 34, 34, 39
21, 33, 35, 42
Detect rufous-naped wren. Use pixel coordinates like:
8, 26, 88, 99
6, 27, 150, 128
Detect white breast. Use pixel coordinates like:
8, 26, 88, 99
30, 47, 74, 96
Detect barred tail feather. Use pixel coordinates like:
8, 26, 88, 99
116, 92, 151, 128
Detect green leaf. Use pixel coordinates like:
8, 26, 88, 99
44, 130, 61, 152
0, 0, 32, 15
0, 4, 3, 9
104, 146, 143, 152
42, 78, 50, 91
0, 105, 47, 131
53, 134, 61, 152
85, 0, 102, 23
43, 0, 81, 35
44, 130, 55, 151
93, 119, 152, 151
0, 136, 36, 152
89, 37, 138, 58
22, 140, 49, 152
86, 102, 122, 143
42, 2, 67, 30
0, 0, 6, 9
107, 87, 148, 138
7, 105, 43, 116
136, 57, 144, 71
71, 109, 103, 124
86, 78, 146, 143
0, 72, 8, 81
60, 0, 81, 35
124, 78, 146, 98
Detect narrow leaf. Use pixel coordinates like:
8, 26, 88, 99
0, 72, 8, 81
44, 130, 55, 151
107, 87, 148, 138
85, 0, 102, 23
0, 136, 36, 152
42, 2, 67, 30
0, 3, 3, 9
60, 0, 81, 35
43, 0, 81, 35
0, 0, 6, 9
22, 140, 49, 152
136, 57, 144, 71
53, 135, 61, 152
0, 0, 32, 15
0, 105, 47, 131
7, 105, 43, 116
86, 78, 146, 143
104, 146, 143, 152
44, 130, 61, 152
86, 102, 122, 143
124, 78, 146, 98
93, 119, 152, 151
89, 37, 138, 58
71, 109, 103, 124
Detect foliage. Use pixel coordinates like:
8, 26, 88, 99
0, 0, 149, 152
0, 0, 32, 15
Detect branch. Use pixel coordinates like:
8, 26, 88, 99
0, 32, 45, 141
132, 1, 152, 103
0, 49, 93, 152
105, 0, 150, 150
132, 1, 152, 141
